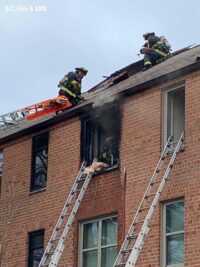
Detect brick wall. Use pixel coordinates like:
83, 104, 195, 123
0, 70, 200, 267
120, 70, 200, 267
0, 116, 123, 267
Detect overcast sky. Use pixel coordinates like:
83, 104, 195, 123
0, 0, 199, 115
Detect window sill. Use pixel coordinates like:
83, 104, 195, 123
29, 187, 46, 195
162, 143, 185, 156
166, 264, 184, 267
93, 164, 119, 176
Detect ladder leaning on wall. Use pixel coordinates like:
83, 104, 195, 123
113, 131, 184, 267
38, 158, 97, 267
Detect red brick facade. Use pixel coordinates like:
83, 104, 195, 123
1, 70, 200, 267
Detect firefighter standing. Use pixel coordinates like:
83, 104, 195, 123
58, 67, 88, 106
140, 32, 169, 71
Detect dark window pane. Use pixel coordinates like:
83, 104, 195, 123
101, 247, 117, 267
83, 222, 99, 249
32, 248, 44, 267
33, 132, 49, 151
31, 133, 48, 191
166, 234, 184, 265
102, 217, 117, 245
33, 150, 48, 187
166, 202, 184, 233
83, 250, 98, 267
29, 230, 44, 267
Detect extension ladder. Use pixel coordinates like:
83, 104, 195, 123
38, 159, 97, 267
0, 95, 72, 128
113, 132, 184, 267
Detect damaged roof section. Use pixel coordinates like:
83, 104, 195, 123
0, 45, 200, 144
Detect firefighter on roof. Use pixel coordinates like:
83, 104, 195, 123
140, 32, 170, 71
58, 67, 88, 106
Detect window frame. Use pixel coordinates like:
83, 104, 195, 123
163, 85, 185, 147
79, 215, 118, 267
30, 132, 49, 192
28, 229, 44, 267
161, 199, 184, 267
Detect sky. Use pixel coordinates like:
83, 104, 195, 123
0, 0, 199, 115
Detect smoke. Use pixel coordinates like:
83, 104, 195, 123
92, 92, 119, 108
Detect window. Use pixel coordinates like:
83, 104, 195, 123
162, 200, 184, 267
82, 105, 120, 167
79, 216, 118, 267
28, 230, 44, 267
164, 86, 185, 145
31, 132, 49, 192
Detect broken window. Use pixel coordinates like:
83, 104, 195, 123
164, 86, 185, 145
82, 105, 120, 168
31, 132, 49, 192
28, 230, 44, 267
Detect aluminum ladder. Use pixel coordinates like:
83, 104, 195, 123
113, 132, 184, 267
38, 158, 97, 267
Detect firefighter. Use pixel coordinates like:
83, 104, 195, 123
58, 67, 88, 106
100, 137, 115, 166
140, 32, 169, 71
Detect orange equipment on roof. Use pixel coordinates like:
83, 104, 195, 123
25, 95, 72, 121
0, 96, 73, 128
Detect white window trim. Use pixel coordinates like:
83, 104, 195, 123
161, 199, 184, 267
163, 85, 185, 147
78, 215, 118, 267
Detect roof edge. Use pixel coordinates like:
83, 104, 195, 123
1, 60, 200, 145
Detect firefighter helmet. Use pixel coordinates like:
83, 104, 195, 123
143, 32, 155, 40
75, 67, 88, 76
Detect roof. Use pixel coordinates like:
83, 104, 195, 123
1, 45, 200, 145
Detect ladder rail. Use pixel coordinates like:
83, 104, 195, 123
113, 135, 173, 266
38, 161, 86, 267
125, 131, 184, 267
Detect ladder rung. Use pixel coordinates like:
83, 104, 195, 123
127, 234, 138, 240
121, 248, 132, 254
156, 166, 167, 172
139, 206, 151, 211
56, 225, 65, 230
145, 193, 156, 198
66, 201, 76, 206
50, 238, 62, 243
150, 179, 162, 185
162, 153, 172, 159
45, 250, 54, 255
72, 189, 81, 193
168, 141, 178, 146
133, 220, 144, 225
77, 178, 86, 183
41, 263, 51, 266
61, 212, 71, 217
